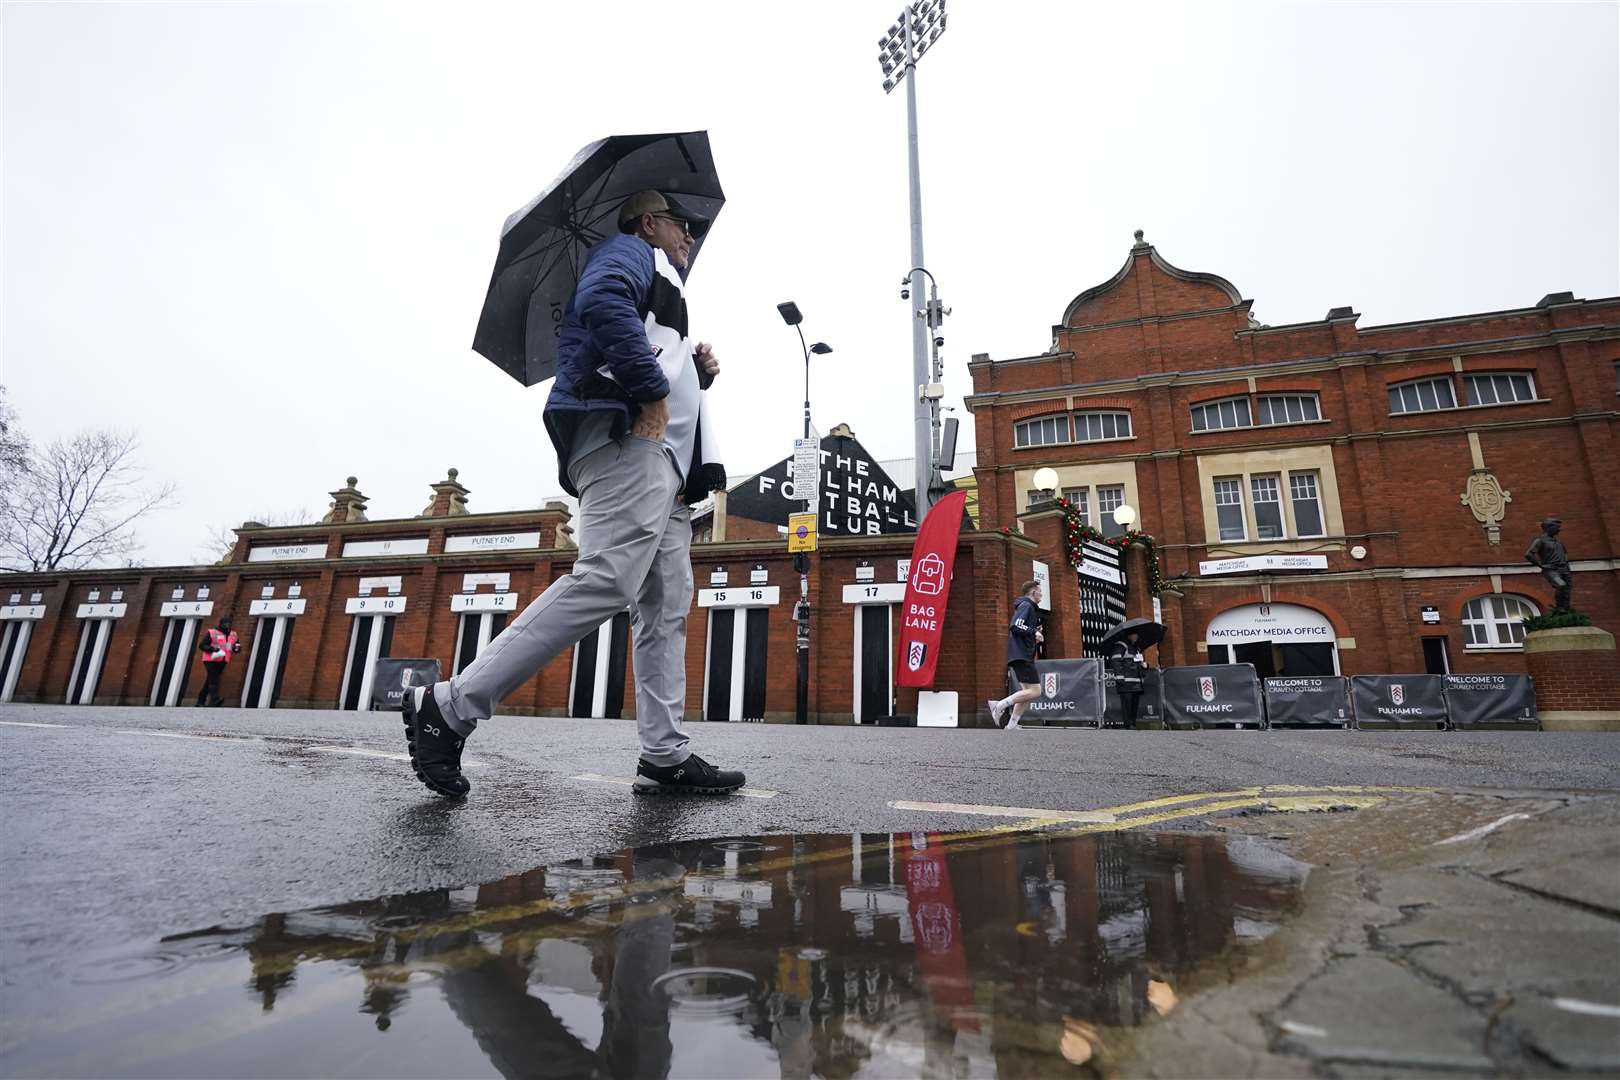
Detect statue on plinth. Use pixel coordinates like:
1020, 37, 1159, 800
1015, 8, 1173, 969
1525, 517, 1574, 613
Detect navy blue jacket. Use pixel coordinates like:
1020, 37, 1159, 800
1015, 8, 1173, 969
1007, 596, 1042, 663
542, 232, 722, 503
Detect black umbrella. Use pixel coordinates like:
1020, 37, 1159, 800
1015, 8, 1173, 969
1099, 618, 1167, 654
472, 130, 726, 386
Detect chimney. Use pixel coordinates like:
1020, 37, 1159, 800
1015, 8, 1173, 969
420, 468, 471, 517
321, 476, 369, 524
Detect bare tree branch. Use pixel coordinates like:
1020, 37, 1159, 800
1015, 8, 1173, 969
0, 428, 175, 572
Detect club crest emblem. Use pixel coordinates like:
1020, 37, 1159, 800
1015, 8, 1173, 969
913, 901, 956, 955
907, 640, 927, 672
1390, 683, 1405, 706
1043, 673, 1058, 699
1199, 676, 1216, 702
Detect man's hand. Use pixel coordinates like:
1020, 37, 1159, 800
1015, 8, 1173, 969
696, 342, 719, 379
632, 398, 670, 441
1034, 629, 1045, 644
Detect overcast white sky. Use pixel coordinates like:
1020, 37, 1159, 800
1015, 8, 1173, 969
3, 1, 1616, 568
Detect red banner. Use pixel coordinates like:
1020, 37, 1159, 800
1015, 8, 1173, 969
901, 833, 979, 1032
895, 489, 967, 687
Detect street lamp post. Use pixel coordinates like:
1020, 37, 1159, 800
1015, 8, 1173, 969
905, 265, 952, 505
878, 0, 948, 518
777, 301, 832, 726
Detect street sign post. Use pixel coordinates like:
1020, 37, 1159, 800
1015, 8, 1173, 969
788, 512, 818, 553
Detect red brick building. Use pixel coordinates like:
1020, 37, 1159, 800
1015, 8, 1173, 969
3, 232, 1614, 722
967, 230, 1619, 679
0, 464, 1036, 725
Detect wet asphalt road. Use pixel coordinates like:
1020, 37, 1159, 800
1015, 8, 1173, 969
2, 702, 1618, 990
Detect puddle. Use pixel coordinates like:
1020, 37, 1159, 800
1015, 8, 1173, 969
3, 830, 1309, 1077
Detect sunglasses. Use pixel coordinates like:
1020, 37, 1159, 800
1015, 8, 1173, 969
652, 213, 693, 235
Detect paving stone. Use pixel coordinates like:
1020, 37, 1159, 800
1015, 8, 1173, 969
1273, 955, 1494, 1070
1374, 868, 1620, 1002
1448, 798, 1620, 915
1503, 995, 1620, 1072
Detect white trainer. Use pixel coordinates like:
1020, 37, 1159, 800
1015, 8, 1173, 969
988, 698, 1007, 727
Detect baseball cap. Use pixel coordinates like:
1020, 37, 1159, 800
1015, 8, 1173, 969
616, 190, 711, 236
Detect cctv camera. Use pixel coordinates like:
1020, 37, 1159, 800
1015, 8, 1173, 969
934, 336, 944, 348
900, 288, 910, 299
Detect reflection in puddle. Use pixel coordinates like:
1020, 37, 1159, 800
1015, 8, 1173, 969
6, 831, 1307, 1077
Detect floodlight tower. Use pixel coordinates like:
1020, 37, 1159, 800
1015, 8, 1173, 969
878, 0, 948, 517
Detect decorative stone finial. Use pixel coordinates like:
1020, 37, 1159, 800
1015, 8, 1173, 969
419, 468, 471, 517
1134, 229, 1144, 242
322, 476, 369, 524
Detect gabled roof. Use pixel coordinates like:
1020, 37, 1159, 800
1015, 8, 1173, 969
1061, 230, 1244, 326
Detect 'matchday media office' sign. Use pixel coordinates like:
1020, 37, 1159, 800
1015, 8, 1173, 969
726, 434, 917, 537
1199, 554, 1328, 576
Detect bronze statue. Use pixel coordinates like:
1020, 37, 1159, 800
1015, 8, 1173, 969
1525, 517, 1573, 613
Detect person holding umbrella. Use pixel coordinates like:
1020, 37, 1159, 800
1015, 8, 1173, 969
403, 187, 742, 799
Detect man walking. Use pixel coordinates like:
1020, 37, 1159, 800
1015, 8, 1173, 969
195, 615, 239, 707
403, 190, 743, 799
989, 581, 1044, 730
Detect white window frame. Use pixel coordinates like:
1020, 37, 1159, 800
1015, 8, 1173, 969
1255, 393, 1321, 426
1250, 474, 1285, 540
1288, 471, 1326, 538
1096, 485, 1127, 537
1014, 414, 1070, 448
1388, 376, 1458, 415
1213, 477, 1247, 541
1461, 594, 1539, 650
1073, 411, 1133, 443
1191, 396, 1254, 432
1061, 487, 1090, 527
1462, 372, 1536, 407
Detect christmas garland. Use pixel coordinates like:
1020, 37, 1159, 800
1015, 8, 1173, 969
1054, 496, 1170, 595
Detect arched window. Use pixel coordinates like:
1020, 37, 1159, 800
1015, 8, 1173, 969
1014, 415, 1069, 448
1461, 594, 1539, 648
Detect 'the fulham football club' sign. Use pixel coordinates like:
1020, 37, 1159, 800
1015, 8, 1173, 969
725, 431, 917, 537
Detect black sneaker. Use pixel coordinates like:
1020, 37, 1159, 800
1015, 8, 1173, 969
632, 753, 745, 796
401, 688, 470, 798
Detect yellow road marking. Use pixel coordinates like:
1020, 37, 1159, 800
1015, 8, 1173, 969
888, 800, 1114, 823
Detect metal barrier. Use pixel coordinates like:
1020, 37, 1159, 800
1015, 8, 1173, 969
1024, 658, 1107, 727
1263, 676, 1352, 728
1351, 674, 1448, 730
371, 658, 442, 712
1443, 674, 1540, 730
1161, 664, 1265, 729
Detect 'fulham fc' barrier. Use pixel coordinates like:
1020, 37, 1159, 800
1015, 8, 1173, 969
1014, 662, 1539, 731
371, 658, 442, 712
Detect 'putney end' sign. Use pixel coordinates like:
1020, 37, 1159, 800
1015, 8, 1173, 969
727, 432, 917, 536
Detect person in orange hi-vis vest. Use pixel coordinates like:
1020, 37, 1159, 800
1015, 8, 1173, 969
195, 616, 240, 707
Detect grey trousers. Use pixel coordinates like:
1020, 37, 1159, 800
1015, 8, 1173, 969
433, 434, 693, 766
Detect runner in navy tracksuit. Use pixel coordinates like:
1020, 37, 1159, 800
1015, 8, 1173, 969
988, 581, 1044, 730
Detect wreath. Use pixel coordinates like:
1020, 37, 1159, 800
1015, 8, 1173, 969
1054, 496, 1169, 595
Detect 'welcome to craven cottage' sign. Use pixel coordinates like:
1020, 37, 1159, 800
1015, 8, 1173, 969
726, 434, 918, 536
